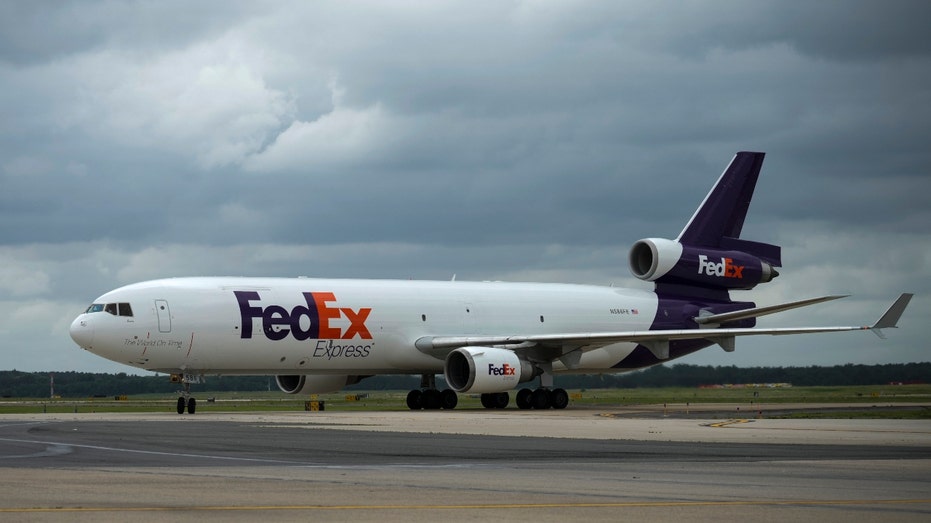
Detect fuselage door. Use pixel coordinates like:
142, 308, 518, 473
155, 300, 171, 333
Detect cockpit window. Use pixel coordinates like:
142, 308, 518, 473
85, 302, 134, 317
118, 303, 133, 317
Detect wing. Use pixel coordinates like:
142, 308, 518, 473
415, 293, 913, 364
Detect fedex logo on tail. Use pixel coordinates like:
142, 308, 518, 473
698, 254, 744, 279
235, 291, 372, 341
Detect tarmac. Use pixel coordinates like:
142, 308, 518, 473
1, 408, 929, 522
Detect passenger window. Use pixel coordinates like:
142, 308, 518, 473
104, 303, 117, 315
118, 303, 134, 317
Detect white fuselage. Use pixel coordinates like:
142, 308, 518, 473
70, 277, 659, 376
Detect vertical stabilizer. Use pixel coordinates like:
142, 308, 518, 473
677, 152, 780, 267
678, 152, 764, 246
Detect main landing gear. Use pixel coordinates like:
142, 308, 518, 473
486, 367, 569, 409
405, 375, 570, 410
514, 387, 569, 410
476, 388, 568, 409
406, 374, 458, 410
510, 368, 569, 409
171, 373, 200, 414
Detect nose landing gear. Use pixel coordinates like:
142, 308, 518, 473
171, 373, 202, 414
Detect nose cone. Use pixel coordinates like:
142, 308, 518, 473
69, 315, 94, 349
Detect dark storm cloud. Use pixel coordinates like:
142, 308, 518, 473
0, 1, 258, 65
0, 1, 927, 371
627, 1, 931, 62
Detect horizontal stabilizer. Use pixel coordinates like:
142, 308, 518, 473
694, 295, 848, 327
870, 293, 914, 338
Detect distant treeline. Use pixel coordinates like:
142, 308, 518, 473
1, 362, 928, 398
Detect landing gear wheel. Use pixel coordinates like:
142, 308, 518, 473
176, 396, 186, 414
550, 388, 569, 409
406, 389, 422, 410
492, 392, 509, 409
422, 389, 441, 409
440, 389, 458, 409
480, 393, 509, 409
516, 388, 533, 409
531, 388, 551, 409
187, 397, 196, 414
480, 393, 492, 408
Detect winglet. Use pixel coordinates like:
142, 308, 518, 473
870, 293, 914, 339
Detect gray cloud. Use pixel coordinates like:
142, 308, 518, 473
0, 1, 927, 372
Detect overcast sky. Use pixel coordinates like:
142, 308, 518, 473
1, 1, 928, 375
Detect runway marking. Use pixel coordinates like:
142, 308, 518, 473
706, 419, 753, 427
0, 443, 71, 460
0, 435, 309, 465
2, 499, 930, 513
701, 420, 931, 435
0, 435, 479, 470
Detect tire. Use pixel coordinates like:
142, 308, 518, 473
422, 389, 441, 409
406, 389, 422, 410
480, 393, 493, 409
176, 396, 186, 414
531, 388, 551, 409
492, 392, 509, 409
440, 389, 458, 409
187, 397, 197, 414
516, 388, 532, 409
551, 388, 569, 409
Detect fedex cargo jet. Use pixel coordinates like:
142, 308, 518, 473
69, 152, 912, 413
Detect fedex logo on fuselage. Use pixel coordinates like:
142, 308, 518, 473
697, 254, 744, 279
488, 363, 517, 376
235, 291, 372, 341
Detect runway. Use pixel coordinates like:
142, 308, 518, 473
1, 410, 929, 522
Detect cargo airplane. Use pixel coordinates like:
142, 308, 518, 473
69, 152, 913, 413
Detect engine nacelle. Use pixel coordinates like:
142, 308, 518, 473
630, 238, 777, 291
275, 374, 367, 394
444, 347, 536, 394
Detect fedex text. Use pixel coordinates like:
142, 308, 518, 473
235, 291, 373, 342
488, 363, 517, 376
698, 255, 744, 279
314, 340, 371, 359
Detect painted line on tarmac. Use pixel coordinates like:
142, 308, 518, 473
2, 499, 930, 513
706, 419, 753, 428
0, 435, 310, 466
0, 435, 480, 470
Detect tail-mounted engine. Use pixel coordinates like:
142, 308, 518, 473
444, 347, 537, 394
630, 238, 779, 291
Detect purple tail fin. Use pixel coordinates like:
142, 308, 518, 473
677, 152, 781, 267
678, 152, 763, 246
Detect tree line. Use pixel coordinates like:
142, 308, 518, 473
1, 362, 928, 398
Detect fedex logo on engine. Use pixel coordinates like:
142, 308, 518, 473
698, 254, 744, 278
235, 290, 372, 341
488, 363, 517, 376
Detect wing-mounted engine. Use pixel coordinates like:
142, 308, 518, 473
276, 374, 367, 394
444, 347, 537, 394
629, 238, 779, 291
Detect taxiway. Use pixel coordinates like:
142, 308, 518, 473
1, 409, 929, 522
